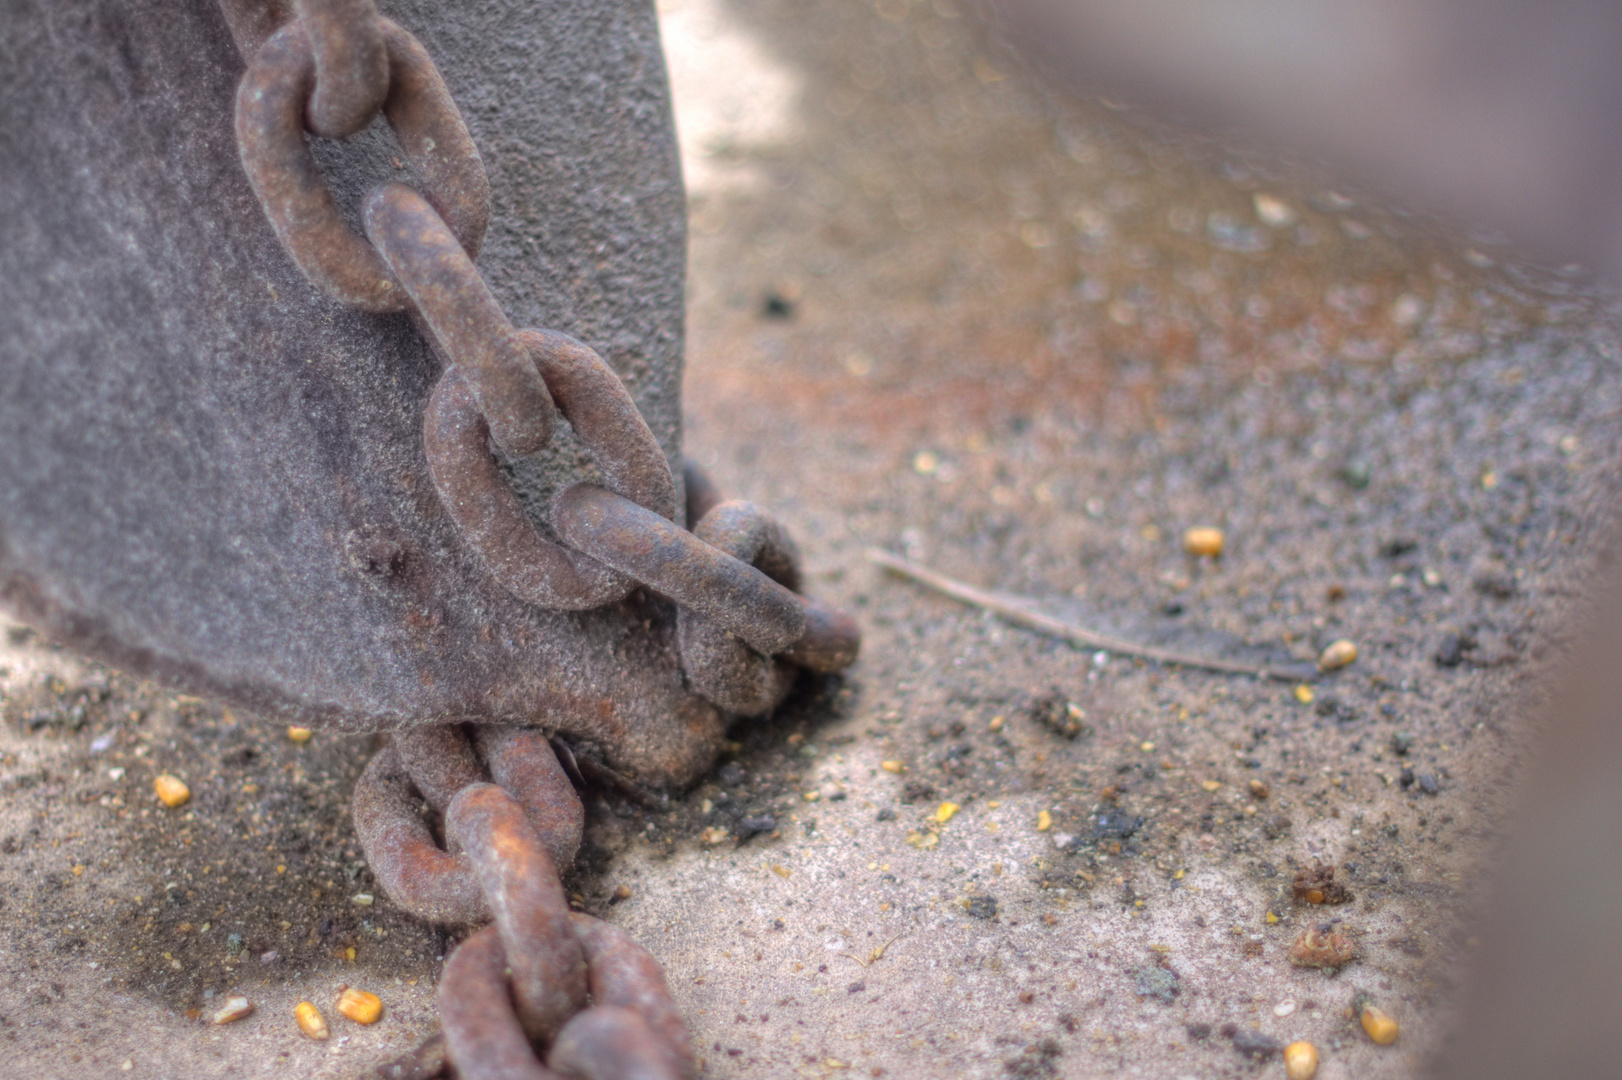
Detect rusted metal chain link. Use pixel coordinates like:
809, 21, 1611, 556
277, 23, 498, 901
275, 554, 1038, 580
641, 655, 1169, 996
555, 487, 861, 681
448, 784, 587, 1046
236, 17, 489, 312
233, 6, 854, 696
227, 3, 859, 1075
293, 0, 390, 137
364, 182, 557, 456
446, 785, 692, 1079
360, 742, 694, 1079
441, 917, 694, 1080
677, 501, 807, 715
353, 727, 584, 926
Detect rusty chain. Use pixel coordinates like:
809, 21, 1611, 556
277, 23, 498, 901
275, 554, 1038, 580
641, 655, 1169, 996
219, 1, 858, 1076
230, 2, 858, 667
359, 732, 695, 1080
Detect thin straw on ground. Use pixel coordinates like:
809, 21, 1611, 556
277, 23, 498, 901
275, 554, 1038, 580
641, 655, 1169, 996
866, 548, 1307, 682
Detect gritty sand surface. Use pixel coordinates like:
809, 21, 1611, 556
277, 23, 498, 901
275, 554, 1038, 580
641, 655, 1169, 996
5, 1, 1622, 1079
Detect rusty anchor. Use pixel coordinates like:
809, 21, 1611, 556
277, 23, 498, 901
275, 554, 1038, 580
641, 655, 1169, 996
0, 0, 857, 1075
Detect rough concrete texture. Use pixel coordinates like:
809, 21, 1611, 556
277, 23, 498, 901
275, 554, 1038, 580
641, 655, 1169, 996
5, 1, 1622, 1079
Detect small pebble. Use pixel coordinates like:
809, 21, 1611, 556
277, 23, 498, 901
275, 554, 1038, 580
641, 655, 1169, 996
295, 1001, 329, 1040
1036, 810, 1052, 832
880, 760, 904, 773
1249, 779, 1269, 799
1273, 1000, 1296, 1017
336, 988, 383, 1025
1339, 460, 1372, 489
1253, 193, 1296, 227
1230, 1029, 1281, 1061
1201, 779, 1221, 792
1283, 1040, 1319, 1080
1318, 639, 1358, 671
1183, 526, 1224, 558
1361, 1004, 1399, 1045
153, 774, 190, 808
736, 814, 776, 840
351, 893, 374, 906
287, 726, 313, 743
211, 996, 254, 1025
1294, 684, 1315, 705
1288, 925, 1356, 969
933, 802, 960, 824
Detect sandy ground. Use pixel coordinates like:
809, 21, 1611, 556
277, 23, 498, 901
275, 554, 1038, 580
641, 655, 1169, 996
5, 1, 1622, 1079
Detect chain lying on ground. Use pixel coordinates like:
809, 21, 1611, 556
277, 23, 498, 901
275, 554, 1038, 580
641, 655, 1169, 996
357, 731, 695, 1080
216, 1, 860, 1075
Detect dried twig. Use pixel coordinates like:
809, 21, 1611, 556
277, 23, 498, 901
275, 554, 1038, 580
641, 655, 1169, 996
838, 932, 904, 969
866, 548, 1308, 682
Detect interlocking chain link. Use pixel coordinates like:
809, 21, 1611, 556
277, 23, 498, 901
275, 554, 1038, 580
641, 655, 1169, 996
223, 2, 861, 1075
359, 728, 696, 1080
230, 0, 857, 685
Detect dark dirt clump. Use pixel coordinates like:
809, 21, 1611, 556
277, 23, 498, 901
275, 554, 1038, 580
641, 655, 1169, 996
1293, 863, 1354, 905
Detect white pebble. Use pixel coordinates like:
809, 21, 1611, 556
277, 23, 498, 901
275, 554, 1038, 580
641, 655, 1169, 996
1274, 999, 1297, 1017
1253, 193, 1296, 227
212, 996, 254, 1024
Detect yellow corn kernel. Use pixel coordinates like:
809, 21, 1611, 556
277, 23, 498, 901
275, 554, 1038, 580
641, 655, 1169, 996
1318, 639, 1358, 671
932, 802, 960, 824
295, 1001, 329, 1040
287, 726, 313, 743
1294, 684, 1315, 705
336, 988, 382, 1025
1283, 1040, 1319, 1080
153, 774, 190, 808
1361, 1005, 1399, 1045
1183, 526, 1224, 557
1036, 810, 1052, 832
880, 760, 904, 773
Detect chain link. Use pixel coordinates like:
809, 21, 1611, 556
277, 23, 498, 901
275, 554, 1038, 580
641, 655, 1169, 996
236, 17, 488, 312
226, 2, 860, 1074
357, 733, 695, 1078
293, 0, 390, 137
232, 3, 856, 685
